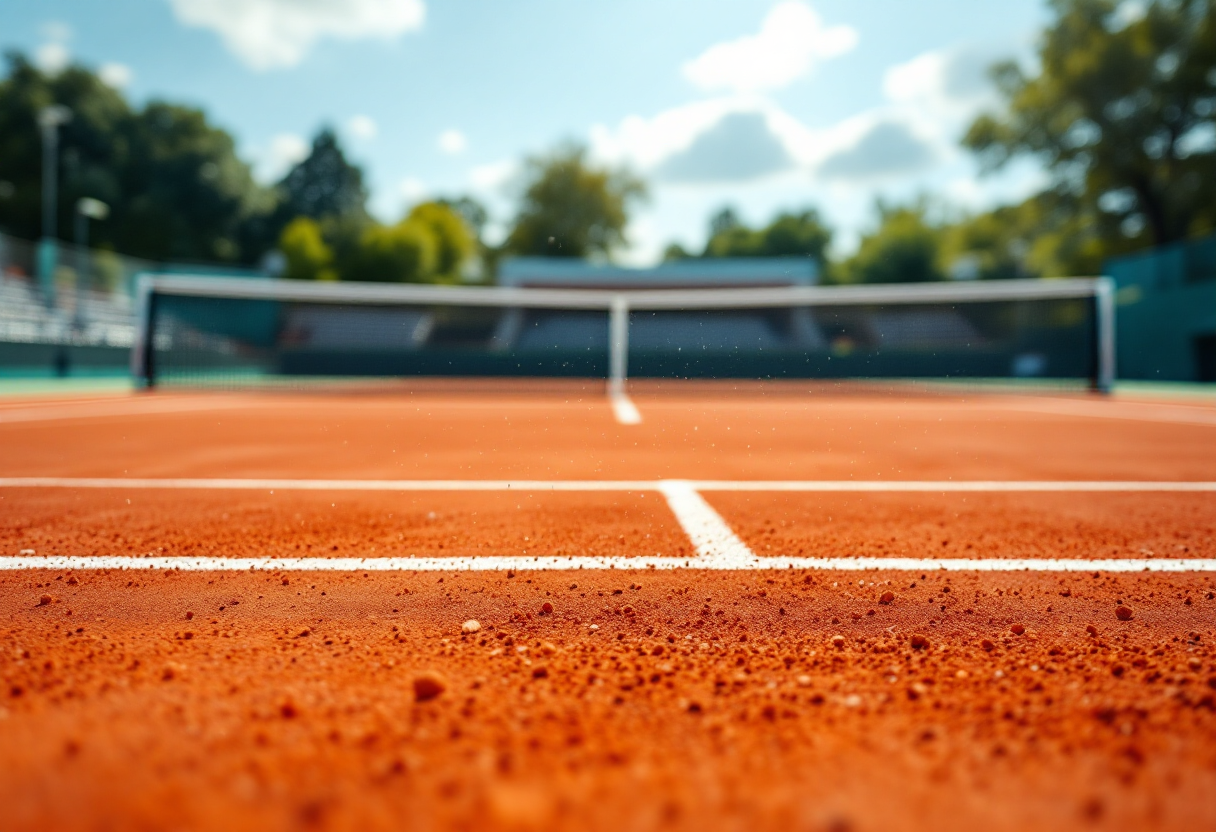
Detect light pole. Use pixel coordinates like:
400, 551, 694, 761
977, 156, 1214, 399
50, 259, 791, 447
37, 105, 72, 307
74, 197, 109, 330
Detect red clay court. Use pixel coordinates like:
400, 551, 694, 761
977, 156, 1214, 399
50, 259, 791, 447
1, 381, 1215, 831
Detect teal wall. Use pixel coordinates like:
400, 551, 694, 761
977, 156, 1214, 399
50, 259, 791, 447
1106, 236, 1216, 381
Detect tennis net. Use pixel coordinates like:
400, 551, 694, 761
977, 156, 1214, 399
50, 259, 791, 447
132, 275, 1115, 391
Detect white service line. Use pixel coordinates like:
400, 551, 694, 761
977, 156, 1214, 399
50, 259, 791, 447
609, 391, 642, 425
2, 478, 1214, 492
658, 480, 757, 567
0, 477, 661, 491
690, 480, 1216, 492
0, 398, 252, 424
997, 399, 1216, 427
3, 555, 1215, 572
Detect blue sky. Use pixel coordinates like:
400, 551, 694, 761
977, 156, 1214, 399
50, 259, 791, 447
2, 0, 1055, 263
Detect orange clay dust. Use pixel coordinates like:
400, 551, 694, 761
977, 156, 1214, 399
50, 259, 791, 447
1, 568, 1215, 832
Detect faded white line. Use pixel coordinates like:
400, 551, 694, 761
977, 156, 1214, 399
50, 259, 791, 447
610, 391, 642, 425
998, 399, 1216, 427
0, 477, 660, 491
690, 480, 1216, 492
3, 555, 1214, 572
1, 478, 1213, 492
658, 480, 757, 567
0, 398, 253, 424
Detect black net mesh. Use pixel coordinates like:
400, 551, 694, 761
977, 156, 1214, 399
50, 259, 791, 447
145, 288, 1099, 388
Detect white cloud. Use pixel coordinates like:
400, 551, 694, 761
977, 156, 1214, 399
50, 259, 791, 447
168, 0, 426, 71
41, 21, 73, 43
255, 133, 309, 182
883, 46, 998, 123
438, 129, 467, 155
99, 62, 133, 88
817, 119, 937, 180
399, 177, 428, 202
468, 159, 516, 192
347, 114, 377, 140
590, 97, 836, 183
682, 2, 856, 93
35, 42, 70, 75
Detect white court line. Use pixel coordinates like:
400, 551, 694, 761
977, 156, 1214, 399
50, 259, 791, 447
4, 477, 1212, 573
690, 480, 1216, 492
609, 391, 642, 425
0, 477, 659, 491
998, 399, 1216, 427
2, 478, 1214, 492
3, 555, 1215, 572
0, 398, 252, 424
658, 480, 757, 567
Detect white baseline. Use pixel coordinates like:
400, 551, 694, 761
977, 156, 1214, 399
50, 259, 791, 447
1, 478, 1214, 492
2, 555, 1214, 572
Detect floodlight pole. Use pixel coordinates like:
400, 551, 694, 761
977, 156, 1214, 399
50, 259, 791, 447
38, 105, 72, 307
74, 197, 109, 330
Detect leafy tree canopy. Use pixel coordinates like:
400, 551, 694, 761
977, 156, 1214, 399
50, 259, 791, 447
844, 203, 945, 284
0, 52, 271, 263
347, 220, 436, 284
405, 201, 477, 280
505, 144, 646, 259
280, 200, 479, 284
965, 0, 1216, 248
941, 191, 1108, 279
277, 128, 368, 223
699, 206, 832, 266
279, 217, 335, 281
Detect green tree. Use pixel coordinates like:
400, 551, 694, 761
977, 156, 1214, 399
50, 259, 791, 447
964, 0, 1216, 248
278, 128, 368, 222
505, 144, 646, 258
701, 207, 832, 266
846, 203, 945, 284
662, 242, 692, 261
0, 52, 272, 264
763, 210, 832, 261
346, 220, 436, 283
940, 192, 1107, 280
118, 102, 271, 262
0, 53, 126, 244
405, 201, 476, 280
438, 196, 488, 240
279, 217, 335, 281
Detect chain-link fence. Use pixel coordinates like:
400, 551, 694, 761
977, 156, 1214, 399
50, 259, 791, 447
0, 232, 266, 377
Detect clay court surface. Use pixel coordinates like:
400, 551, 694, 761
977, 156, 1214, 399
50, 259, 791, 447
1, 381, 1215, 831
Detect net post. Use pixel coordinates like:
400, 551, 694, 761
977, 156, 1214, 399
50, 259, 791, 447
130, 274, 155, 389
608, 294, 629, 395
1094, 276, 1116, 394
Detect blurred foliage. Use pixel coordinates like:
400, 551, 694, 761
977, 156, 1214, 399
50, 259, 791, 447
276, 129, 368, 223
842, 202, 945, 284
941, 191, 1108, 279
346, 219, 436, 283
662, 242, 692, 262
279, 217, 336, 281
506, 144, 646, 259
277, 200, 479, 284
965, 0, 1216, 251
0, 52, 272, 264
405, 201, 477, 280
697, 206, 832, 265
